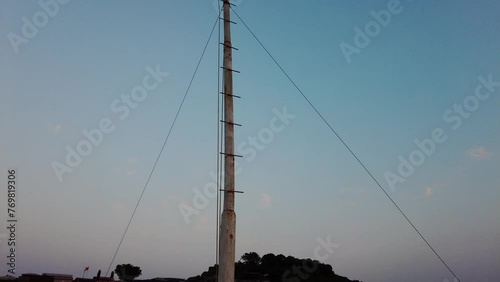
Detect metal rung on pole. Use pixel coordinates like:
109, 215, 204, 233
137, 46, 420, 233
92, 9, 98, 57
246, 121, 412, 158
220, 152, 243, 158
220, 92, 241, 98
220, 43, 238, 50
221, 66, 240, 73
220, 120, 241, 126
220, 189, 244, 194
219, 18, 237, 24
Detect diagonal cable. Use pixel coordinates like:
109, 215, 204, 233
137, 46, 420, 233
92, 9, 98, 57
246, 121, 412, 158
105, 13, 221, 276
230, 7, 461, 282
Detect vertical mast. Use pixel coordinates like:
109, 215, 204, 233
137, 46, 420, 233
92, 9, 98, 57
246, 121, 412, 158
219, 0, 236, 281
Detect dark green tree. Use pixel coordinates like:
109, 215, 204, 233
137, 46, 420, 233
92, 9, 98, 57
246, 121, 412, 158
261, 253, 277, 268
114, 264, 142, 282
240, 252, 261, 265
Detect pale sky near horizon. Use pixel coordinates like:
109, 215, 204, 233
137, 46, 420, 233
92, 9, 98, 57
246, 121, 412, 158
1, 1, 499, 282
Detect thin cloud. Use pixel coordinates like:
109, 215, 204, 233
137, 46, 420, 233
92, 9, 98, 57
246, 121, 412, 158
346, 200, 359, 208
194, 214, 212, 234
466, 147, 493, 160
127, 158, 138, 176
259, 193, 273, 208
112, 201, 125, 213
425, 187, 434, 197
53, 124, 63, 133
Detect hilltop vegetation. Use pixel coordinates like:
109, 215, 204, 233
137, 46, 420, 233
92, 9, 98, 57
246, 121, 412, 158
186, 252, 361, 282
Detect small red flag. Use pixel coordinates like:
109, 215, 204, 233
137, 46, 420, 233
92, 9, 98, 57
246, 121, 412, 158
84, 266, 89, 271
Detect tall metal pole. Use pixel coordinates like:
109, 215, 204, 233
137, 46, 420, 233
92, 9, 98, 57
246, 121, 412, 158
219, 0, 236, 281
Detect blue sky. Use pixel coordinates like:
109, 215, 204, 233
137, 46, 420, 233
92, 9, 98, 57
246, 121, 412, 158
0, 1, 499, 282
